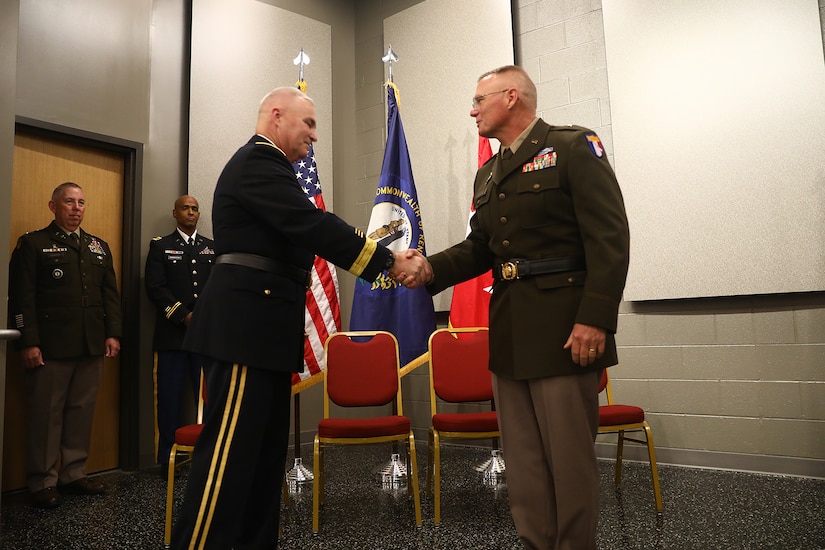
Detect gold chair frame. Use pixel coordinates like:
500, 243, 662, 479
598, 371, 663, 512
312, 331, 422, 533
426, 327, 498, 525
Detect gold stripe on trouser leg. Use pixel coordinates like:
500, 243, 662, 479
188, 364, 247, 550
153, 352, 159, 461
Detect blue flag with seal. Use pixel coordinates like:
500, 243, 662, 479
350, 83, 436, 366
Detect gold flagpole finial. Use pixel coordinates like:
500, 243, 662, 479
293, 48, 310, 92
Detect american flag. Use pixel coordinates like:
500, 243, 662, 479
292, 143, 342, 386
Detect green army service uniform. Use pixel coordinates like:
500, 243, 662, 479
9, 221, 122, 492
427, 119, 630, 549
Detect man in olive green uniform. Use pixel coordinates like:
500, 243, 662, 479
8, 182, 122, 509
422, 66, 630, 549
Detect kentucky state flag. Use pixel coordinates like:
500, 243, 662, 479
350, 83, 436, 366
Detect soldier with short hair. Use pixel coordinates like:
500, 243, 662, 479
9, 181, 122, 509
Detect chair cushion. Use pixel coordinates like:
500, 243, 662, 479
599, 404, 645, 426
432, 411, 498, 433
175, 423, 204, 446
318, 415, 411, 439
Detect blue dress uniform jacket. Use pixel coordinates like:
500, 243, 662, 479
183, 136, 392, 372
145, 231, 215, 351
9, 221, 123, 359
427, 120, 630, 380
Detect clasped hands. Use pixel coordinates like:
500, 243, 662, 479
388, 249, 433, 289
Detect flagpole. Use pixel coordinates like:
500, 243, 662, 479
285, 47, 315, 495
370, 45, 412, 490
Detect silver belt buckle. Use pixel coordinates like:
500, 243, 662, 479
500, 261, 519, 280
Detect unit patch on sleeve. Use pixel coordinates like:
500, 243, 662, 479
585, 134, 604, 158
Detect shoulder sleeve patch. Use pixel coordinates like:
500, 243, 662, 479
585, 133, 605, 158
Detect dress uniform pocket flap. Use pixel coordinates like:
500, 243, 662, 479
534, 270, 586, 290
516, 171, 560, 193
474, 185, 492, 209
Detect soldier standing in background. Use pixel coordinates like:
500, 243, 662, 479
145, 195, 214, 470
8, 181, 122, 509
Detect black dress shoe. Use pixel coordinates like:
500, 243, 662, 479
59, 477, 105, 495
32, 486, 62, 509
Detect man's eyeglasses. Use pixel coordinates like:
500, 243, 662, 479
472, 89, 510, 109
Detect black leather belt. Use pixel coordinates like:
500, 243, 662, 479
216, 253, 311, 288
493, 255, 585, 281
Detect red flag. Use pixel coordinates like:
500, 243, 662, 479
292, 143, 342, 387
448, 137, 494, 329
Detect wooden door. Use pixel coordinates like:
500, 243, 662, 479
2, 130, 124, 492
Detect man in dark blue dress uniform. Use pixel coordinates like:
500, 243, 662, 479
145, 195, 214, 469
171, 87, 429, 549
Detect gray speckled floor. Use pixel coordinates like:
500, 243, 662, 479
1, 444, 823, 549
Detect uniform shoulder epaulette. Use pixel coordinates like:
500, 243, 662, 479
152, 236, 162, 241
550, 125, 583, 132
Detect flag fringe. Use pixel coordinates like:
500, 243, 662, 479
384, 81, 401, 109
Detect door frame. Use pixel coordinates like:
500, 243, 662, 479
15, 116, 143, 470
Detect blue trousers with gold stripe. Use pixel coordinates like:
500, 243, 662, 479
171, 358, 292, 550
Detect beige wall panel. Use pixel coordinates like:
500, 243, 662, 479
652, 414, 762, 456
681, 345, 762, 381
800, 383, 825, 421
751, 344, 825, 382
16, 0, 152, 142
794, 309, 825, 344
615, 346, 686, 380
753, 311, 797, 344
647, 380, 721, 416
713, 380, 808, 419
714, 313, 756, 345
644, 314, 716, 346
756, 382, 805, 419
604, 0, 825, 300
615, 313, 647, 346
760, 419, 825, 459
189, 0, 332, 236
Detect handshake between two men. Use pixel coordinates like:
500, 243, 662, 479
388, 249, 432, 289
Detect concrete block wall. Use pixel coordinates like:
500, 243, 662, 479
516, 0, 825, 476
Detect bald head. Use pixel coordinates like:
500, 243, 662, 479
255, 87, 318, 162
173, 194, 200, 234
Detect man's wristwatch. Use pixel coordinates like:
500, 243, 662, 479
384, 252, 395, 270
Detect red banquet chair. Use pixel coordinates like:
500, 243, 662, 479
312, 331, 422, 533
427, 327, 499, 525
598, 369, 663, 512
164, 369, 206, 548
